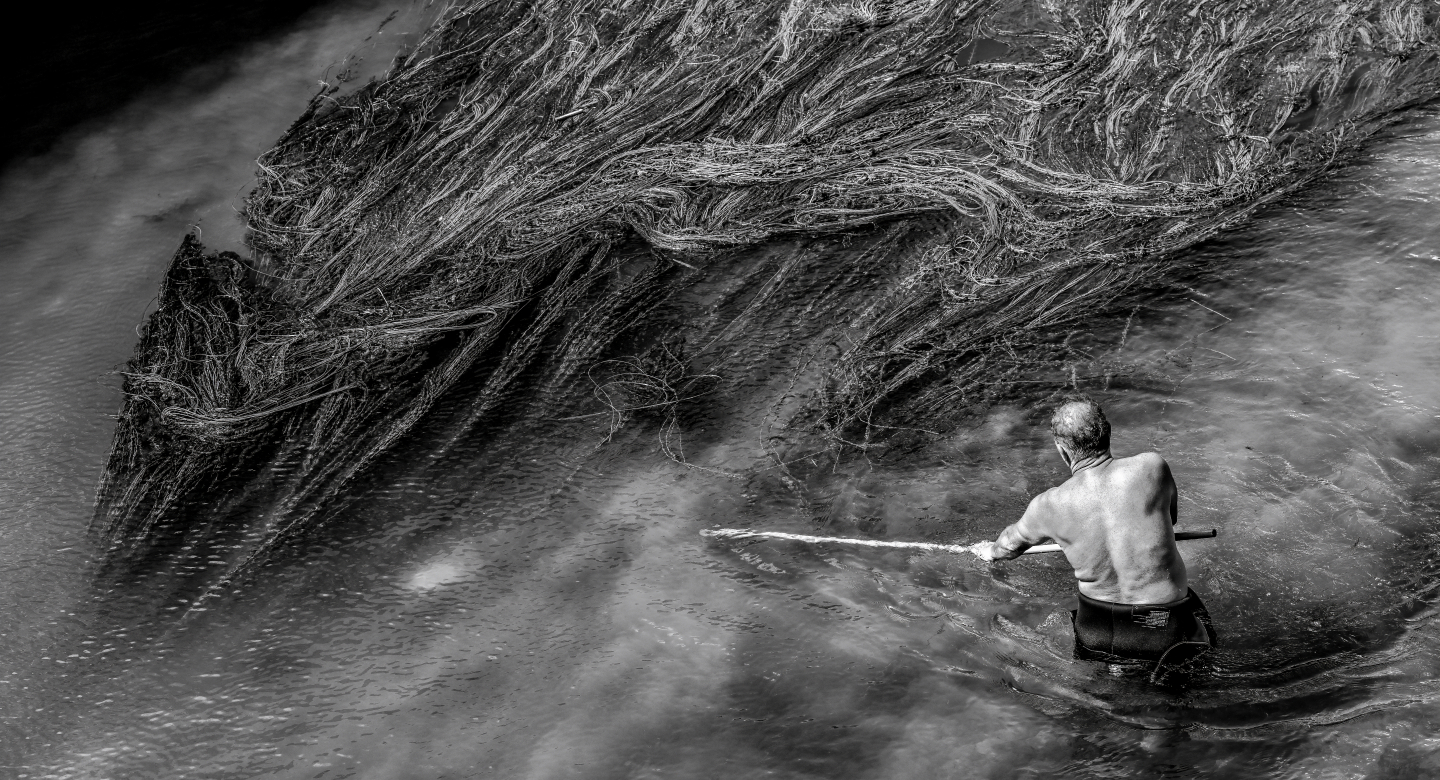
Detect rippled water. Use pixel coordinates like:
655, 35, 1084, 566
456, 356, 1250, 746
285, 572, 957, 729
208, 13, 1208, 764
3, 6, 1440, 778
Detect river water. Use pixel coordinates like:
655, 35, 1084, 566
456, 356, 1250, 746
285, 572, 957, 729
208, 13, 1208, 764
3, 4, 1440, 778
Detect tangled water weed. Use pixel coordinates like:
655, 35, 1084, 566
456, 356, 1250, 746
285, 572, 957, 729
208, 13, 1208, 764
94, 0, 1440, 592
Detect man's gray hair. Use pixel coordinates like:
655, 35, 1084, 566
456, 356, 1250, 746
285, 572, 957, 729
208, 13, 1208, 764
1050, 397, 1110, 457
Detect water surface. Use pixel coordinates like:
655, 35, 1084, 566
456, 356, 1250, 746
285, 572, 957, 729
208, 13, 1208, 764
2, 8, 1440, 778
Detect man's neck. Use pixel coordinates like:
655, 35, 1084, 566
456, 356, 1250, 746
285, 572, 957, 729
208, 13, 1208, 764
1068, 451, 1113, 475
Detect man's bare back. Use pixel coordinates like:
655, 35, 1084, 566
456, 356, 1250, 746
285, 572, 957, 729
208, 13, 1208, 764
975, 401, 1189, 605
1006, 452, 1186, 604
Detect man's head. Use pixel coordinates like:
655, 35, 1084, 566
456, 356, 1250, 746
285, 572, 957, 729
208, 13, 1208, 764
1050, 396, 1111, 460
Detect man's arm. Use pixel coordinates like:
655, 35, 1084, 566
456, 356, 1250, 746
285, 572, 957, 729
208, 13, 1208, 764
973, 493, 1052, 561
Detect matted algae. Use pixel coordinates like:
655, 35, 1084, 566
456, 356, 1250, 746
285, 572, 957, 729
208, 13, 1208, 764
94, 0, 1440, 589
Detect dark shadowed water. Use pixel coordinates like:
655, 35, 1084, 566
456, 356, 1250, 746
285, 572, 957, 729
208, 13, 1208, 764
2, 5, 1440, 778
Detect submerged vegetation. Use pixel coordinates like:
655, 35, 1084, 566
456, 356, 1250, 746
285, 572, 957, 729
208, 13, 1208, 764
95, 0, 1440, 580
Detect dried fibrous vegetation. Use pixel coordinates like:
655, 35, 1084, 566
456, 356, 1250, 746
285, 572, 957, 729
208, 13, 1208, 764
95, 0, 1440, 579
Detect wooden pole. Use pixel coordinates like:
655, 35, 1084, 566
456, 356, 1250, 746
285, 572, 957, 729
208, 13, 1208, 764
699, 527, 1217, 556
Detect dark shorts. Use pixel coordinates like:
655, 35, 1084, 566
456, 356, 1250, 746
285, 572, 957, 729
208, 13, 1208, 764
1072, 588, 1216, 665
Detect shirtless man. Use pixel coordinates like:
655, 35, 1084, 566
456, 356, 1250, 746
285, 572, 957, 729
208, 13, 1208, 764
972, 397, 1212, 663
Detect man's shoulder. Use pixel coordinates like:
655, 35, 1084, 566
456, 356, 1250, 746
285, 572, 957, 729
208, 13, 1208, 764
1117, 451, 1168, 471
1021, 483, 1068, 518
1033, 480, 1082, 510
1112, 452, 1175, 490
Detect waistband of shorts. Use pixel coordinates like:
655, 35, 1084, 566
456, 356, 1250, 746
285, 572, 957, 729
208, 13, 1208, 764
1077, 588, 1195, 611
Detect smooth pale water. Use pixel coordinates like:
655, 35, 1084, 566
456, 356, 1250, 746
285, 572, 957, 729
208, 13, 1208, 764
3, 5, 1440, 778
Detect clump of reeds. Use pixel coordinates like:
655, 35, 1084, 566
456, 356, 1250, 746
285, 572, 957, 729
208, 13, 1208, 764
95, 0, 1440, 580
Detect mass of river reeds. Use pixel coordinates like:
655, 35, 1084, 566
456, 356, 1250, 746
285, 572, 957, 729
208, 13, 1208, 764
92, 0, 1440, 593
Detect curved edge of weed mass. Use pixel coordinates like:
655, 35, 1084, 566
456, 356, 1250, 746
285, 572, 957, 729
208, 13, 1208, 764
94, 0, 1440, 584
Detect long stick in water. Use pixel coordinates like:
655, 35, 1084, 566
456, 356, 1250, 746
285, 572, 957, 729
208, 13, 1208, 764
699, 528, 1217, 556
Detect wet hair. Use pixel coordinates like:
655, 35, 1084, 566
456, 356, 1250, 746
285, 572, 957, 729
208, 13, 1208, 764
1050, 396, 1110, 457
